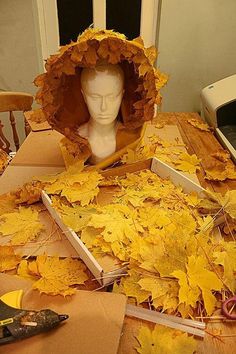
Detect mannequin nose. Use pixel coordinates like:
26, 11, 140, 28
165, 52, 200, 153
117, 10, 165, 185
101, 97, 107, 112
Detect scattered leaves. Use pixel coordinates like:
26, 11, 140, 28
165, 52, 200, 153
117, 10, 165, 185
121, 133, 201, 174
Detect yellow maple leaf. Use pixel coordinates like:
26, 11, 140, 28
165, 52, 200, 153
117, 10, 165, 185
56, 203, 97, 232
88, 204, 141, 244
114, 270, 150, 304
0, 245, 21, 272
187, 118, 210, 132
0, 207, 44, 245
45, 164, 102, 205
174, 152, 201, 174
207, 190, 236, 219
136, 324, 197, 354
138, 277, 179, 312
173, 255, 222, 315
17, 259, 38, 281
211, 150, 230, 163
25, 255, 88, 296
213, 241, 236, 292
205, 164, 236, 181
80, 226, 100, 249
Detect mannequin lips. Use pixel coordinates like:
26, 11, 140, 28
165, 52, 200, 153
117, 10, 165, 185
97, 114, 114, 119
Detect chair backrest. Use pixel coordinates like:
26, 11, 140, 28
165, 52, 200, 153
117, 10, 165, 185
0, 92, 33, 153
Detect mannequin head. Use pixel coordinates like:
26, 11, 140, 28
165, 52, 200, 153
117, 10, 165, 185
81, 64, 124, 126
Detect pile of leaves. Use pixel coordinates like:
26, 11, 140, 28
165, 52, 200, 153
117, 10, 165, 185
122, 133, 201, 174
1, 162, 236, 317
44, 167, 236, 319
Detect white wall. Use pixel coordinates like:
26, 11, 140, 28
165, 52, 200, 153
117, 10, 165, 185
157, 0, 236, 112
0, 0, 41, 149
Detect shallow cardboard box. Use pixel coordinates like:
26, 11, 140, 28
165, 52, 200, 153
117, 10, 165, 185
24, 111, 52, 132
0, 273, 127, 354
0, 165, 65, 195
43, 157, 205, 287
10, 130, 65, 167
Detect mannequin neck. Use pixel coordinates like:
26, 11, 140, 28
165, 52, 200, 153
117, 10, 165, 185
88, 118, 117, 136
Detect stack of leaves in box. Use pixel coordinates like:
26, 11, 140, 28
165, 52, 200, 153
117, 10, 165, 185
1, 163, 236, 353
14, 162, 233, 320
1, 163, 236, 315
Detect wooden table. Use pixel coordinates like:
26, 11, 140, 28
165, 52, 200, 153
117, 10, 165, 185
0, 112, 235, 354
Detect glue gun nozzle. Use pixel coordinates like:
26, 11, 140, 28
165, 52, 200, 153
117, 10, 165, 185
58, 314, 69, 322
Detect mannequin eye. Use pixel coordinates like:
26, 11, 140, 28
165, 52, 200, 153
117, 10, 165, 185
107, 95, 116, 101
90, 95, 100, 99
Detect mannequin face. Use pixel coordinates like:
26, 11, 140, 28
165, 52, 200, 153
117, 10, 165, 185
81, 65, 124, 126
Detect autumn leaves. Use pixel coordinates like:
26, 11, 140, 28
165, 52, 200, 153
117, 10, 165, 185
1, 159, 236, 320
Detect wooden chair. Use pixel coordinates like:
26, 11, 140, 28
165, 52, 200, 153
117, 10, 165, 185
0, 91, 33, 154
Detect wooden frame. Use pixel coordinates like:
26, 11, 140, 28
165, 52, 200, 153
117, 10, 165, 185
34, 0, 162, 70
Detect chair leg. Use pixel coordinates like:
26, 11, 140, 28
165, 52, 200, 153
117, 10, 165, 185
9, 111, 20, 151
0, 120, 11, 154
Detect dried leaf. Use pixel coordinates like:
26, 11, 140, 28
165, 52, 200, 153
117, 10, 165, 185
17, 259, 38, 281
206, 190, 236, 219
138, 277, 179, 312
136, 324, 197, 354
174, 153, 201, 174
211, 150, 230, 163
45, 163, 102, 205
205, 164, 236, 181
0, 245, 21, 272
0, 194, 17, 216
172, 255, 222, 315
115, 270, 150, 304
187, 118, 210, 132
213, 241, 236, 292
23, 255, 88, 296
0, 207, 44, 245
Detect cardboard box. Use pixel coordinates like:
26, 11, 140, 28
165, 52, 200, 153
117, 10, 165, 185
0, 273, 127, 354
10, 130, 65, 167
42, 158, 205, 286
